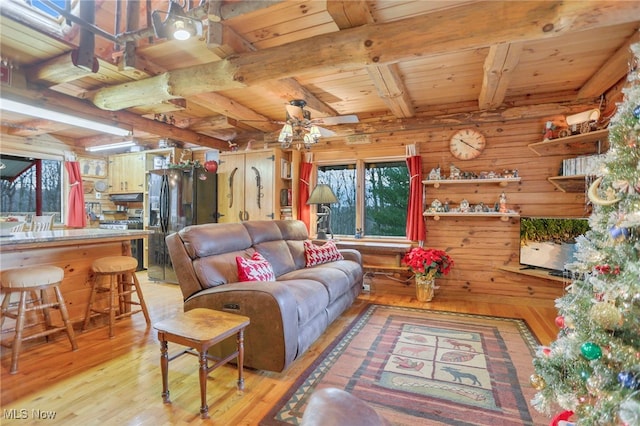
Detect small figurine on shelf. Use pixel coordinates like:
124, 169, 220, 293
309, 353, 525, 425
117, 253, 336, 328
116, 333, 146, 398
499, 191, 508, 213
428, 166, 441, 180
543, 121, 556, 141
459, 199, 470, 213
450, 164, 461, 179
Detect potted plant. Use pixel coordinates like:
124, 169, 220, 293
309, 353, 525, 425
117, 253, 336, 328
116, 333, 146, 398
402, 247, 454, 301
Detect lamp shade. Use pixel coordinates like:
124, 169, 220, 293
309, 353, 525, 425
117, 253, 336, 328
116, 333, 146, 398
307, 184, 337, 205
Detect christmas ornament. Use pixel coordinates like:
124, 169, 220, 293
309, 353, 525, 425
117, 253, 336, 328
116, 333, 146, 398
581, 342, 603, 360
608, 225, 630, 241
589, 302, 622, 329
550, 410, 574, 426
588, 177, 621, 206
542, 347, 552, 357
580, 369, 591, 381
529, 373, 546, 390
633, 104, 640, 119
555, 315, 565, 328
617, 371, 640, 390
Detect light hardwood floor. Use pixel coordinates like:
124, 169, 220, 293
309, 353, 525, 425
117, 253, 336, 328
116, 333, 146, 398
1, 273, 558, 425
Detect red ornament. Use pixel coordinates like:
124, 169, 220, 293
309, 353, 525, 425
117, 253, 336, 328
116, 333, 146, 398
555, 316, 565, 328
204, 160, 218, 173
550, 410, 575, 426
542, 347, 552, 356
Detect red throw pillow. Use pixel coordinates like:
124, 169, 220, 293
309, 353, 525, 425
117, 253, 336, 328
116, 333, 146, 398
304, 240, 344, 267
236, 252, 276, 282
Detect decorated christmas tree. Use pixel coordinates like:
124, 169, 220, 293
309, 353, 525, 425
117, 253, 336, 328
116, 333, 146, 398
530, 43, 640, 426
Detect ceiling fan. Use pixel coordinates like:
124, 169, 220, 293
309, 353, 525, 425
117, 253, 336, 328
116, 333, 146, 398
278, 100, 359, 149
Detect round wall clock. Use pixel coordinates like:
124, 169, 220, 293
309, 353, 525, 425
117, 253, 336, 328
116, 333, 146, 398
449, 128, 486, 160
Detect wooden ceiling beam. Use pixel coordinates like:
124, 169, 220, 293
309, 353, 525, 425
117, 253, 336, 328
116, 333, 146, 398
2, 85, 228, 150
478, 42, 524, 110
367, 64, 414, 118
303, 102, 603, 139
577, 30, 640, 100
203, 7, 337, 124
208, 1, 286, 22
88, 1, 639, 112
189, 92, 280, 133
327, 0, 414, 118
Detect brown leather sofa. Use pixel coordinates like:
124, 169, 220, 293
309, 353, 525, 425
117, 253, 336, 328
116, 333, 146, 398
165, 220, 363, 372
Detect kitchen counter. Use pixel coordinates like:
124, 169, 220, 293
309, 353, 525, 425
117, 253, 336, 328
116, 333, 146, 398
0, 228, 152, 323
0, 228, 151, 251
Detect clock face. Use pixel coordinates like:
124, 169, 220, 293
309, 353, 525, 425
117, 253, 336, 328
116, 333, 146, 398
449, 129, 486, 160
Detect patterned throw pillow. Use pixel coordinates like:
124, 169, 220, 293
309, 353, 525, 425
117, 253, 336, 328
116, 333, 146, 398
304, 240, 344, 267
236, 252, 276, 282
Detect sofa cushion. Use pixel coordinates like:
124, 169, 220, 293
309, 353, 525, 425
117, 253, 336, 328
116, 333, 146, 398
280, 265, 352, 303
304, 240, 344, 267
236, 252, 276, 282
245, 221, 298, 276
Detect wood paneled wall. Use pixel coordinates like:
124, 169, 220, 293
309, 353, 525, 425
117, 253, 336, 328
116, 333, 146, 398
311, 115, 592, 301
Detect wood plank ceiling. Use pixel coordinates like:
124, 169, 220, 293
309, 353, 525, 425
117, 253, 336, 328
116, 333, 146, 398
0, 0, 638, 153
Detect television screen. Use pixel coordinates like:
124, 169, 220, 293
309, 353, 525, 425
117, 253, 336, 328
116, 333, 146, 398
519, 217, 590, 272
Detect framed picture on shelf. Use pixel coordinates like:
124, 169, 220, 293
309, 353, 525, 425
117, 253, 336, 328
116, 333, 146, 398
79, 157, 108, 178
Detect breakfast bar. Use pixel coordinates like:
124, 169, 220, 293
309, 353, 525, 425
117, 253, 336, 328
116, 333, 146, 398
0, 229, 151, 323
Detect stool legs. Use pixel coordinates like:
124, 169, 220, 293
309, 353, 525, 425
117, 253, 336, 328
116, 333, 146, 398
11, 292, 28, 374
1, 284, 77, 374
53, 285, 78, 351
83, 269, 151, 338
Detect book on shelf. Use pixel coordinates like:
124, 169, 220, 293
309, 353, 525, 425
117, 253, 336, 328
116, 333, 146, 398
561, 153, 605, 176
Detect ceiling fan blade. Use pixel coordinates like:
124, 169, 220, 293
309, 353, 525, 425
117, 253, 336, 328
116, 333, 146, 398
285, 104, 306, 121
317, 126, 336, 137
312, 115, 359, 125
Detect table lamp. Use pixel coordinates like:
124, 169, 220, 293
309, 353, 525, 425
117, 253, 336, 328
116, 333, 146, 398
307, 184, 338, 239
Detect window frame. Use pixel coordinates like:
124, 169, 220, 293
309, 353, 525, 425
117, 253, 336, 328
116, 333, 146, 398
0, 149, 67, 225
313, 154, 408, 241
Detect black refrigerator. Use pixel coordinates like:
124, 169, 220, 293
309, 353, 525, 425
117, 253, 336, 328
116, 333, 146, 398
148, 167, 218, 283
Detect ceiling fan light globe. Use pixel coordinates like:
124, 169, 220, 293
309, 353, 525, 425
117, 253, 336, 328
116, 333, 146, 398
172, 20, 192, 40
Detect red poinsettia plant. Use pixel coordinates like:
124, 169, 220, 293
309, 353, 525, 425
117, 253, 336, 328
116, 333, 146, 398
402, 247, 454, 280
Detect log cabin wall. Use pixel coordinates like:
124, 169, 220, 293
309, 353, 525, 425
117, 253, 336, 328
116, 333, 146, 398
311, 115, 593, 302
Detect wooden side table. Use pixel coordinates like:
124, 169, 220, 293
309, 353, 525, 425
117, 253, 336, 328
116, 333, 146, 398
153, 308, 250, 419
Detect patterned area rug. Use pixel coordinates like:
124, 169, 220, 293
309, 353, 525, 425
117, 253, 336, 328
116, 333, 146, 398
261, 304, 549, 426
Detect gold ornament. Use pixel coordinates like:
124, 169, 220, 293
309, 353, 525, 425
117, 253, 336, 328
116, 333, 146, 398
589, 301, 622, 329
530, 374, 546, 390
588, 177, 621, 206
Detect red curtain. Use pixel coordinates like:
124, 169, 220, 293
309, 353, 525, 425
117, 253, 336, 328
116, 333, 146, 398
65, 161, 87, 228
298, 161, 313, 231
406, 155, 425, 242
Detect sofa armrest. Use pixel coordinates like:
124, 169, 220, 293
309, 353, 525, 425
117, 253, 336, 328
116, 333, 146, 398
339, 248, 362, 265
184, 281, 299, 372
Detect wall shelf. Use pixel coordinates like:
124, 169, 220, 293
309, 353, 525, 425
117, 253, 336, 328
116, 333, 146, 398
499, 265, 569, 283
423, 212, 519, 221
422, 177, 521, 188
547, 175, 589, 193
527, 128, 609, 157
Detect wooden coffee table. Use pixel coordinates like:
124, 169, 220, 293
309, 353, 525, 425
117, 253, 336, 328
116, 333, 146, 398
153, 308, 250, 419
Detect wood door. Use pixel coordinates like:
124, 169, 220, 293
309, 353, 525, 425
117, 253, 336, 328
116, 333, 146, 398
244, 150, 275, 221
107, 154, 125, 193
217, 152, 246, 223
125, 153, 146, 193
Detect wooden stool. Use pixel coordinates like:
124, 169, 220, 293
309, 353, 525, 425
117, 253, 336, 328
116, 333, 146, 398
82, 256, 151, 338
0, 265, 78, 374
153, 308, 250, 419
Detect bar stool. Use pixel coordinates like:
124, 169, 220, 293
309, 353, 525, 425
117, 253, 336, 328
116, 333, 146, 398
0, 265, 78, 374
82, 256, 151, 338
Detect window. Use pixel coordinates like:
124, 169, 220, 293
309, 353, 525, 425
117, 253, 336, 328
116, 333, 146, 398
317, 160, 408, 238
0, 155, 63, 223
